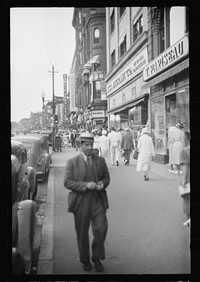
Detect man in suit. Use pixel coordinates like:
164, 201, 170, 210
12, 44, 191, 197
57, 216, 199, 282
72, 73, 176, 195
121, 127, 134, 165
64, 132, 110, 272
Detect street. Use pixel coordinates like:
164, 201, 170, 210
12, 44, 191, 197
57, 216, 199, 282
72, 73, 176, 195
37, 147, 190, 275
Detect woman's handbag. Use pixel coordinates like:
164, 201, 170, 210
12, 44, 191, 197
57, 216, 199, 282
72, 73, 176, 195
178, 183, 190, 196
133, 150, 139, 160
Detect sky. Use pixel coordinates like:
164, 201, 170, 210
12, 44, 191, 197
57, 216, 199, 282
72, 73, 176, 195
10, 7, 75, 122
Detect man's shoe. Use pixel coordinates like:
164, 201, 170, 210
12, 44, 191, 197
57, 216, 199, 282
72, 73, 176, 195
82, 261, 92, 271
92, 258, 104, 272
116, 161, 119, 166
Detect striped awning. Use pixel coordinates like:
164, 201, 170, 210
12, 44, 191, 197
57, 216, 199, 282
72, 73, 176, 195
143, 58, 189, 89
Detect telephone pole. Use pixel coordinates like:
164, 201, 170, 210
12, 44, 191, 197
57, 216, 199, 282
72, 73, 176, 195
48, 65, 58, 151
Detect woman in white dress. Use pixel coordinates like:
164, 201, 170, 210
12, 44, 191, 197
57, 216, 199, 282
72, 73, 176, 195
98, 130, 109, 159
136, 128, 155, 181
171, 123, 185, 175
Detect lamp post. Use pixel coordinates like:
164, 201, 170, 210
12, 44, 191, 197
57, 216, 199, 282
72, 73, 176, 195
41, 91, 46, 109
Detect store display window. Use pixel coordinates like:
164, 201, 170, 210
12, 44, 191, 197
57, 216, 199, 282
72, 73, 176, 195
151, 97, 165, 154
176, 88, 189, 130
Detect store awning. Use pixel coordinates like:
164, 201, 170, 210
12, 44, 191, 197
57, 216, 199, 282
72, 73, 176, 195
88, 55, 100, 65
108, 94, 149, 115
143, 58, 189, 89
82, 68, 90, 76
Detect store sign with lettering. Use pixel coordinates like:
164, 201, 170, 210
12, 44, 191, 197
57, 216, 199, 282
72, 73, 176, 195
106, 47, 148, 96
143, 35, 189, 81
92, 110, 105, 118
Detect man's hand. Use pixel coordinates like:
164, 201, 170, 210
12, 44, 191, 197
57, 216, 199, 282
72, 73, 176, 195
86, 181, 97, 190
96, 181, 104, 191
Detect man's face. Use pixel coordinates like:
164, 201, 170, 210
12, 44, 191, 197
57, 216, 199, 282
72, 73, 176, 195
81, 141, 93, 156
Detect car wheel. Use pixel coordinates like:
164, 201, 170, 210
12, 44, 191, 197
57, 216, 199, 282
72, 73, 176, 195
32, 182, 38, 200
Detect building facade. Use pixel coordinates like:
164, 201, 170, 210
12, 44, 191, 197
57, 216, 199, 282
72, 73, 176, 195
105, 7, 149, 130
142, 6, 189, 164
71, 7, 107, 131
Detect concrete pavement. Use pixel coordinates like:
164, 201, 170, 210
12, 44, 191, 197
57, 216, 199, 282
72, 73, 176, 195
37, 147, 190, 274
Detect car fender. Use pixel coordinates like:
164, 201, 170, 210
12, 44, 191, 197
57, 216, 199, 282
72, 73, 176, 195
17, 200, 36, 261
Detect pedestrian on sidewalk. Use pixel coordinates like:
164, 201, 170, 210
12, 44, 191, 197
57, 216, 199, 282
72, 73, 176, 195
179, 130, 190, 226
171, 123, 185, 175
136, 127, 155, 181
120, 127, 134, 165
63, 132, 110, 272
107, 127, 121, 166
168, 125, 177, 173
98, 129, 109, 159
92, 129, 100, 156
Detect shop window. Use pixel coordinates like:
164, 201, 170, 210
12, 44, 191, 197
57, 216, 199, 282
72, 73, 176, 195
176, 89, 189, 130
111, 50, 116, 68
110, 10, 115, 34
151, 97, 165, 154
133, 14, 143, 42
119, 35, 126, 58
94, 28, 100, 44
93, 81, 101, 101
119, 7, 126, 18
165, 93, 177, 128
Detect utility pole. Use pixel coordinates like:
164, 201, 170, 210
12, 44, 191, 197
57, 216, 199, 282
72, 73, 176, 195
48, 65, 58, 151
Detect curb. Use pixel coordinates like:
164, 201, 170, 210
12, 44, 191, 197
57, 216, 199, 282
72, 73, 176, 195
37, 165, 54, 274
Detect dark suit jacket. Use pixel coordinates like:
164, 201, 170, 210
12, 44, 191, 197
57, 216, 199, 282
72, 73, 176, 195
64, 153, 110, 213
121, 132, 134, 150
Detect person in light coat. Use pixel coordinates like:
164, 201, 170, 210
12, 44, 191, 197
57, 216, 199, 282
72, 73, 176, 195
168, 125, 177, 173
136, 128, 155, 180
171, 123, 185, 175
98, 130, 109, 159
107, 127, 121, 166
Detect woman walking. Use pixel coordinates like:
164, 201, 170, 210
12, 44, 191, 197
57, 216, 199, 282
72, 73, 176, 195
171, 123, 185, 175
136, 128, 155, 181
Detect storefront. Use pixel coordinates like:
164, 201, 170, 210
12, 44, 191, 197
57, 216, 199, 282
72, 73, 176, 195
143, 35, 189, 164
107, 46, 149, 130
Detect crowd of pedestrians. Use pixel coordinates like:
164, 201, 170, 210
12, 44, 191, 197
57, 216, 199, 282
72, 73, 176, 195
62, 123, 190, 272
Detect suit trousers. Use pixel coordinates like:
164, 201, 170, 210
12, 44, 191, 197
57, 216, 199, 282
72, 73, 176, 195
74, 191, 108, 263
110, 145, 119, 165
124, 149, 131, 164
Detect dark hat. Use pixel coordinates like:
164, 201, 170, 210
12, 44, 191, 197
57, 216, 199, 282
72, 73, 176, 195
79, 132, 94, 143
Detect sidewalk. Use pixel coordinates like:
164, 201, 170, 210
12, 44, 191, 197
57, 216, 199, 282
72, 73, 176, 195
37, 148, 183, 274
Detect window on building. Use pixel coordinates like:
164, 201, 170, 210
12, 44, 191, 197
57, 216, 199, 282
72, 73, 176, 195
119, 35, 126, 58
94, 28, 100, 44
111, 50, 116, 68
152, 7, 188, 57
119, 7, 126, 18
110, 10, 115, 33
133, 14, 143, 42
170, 6, 186, 46
93, 81, 101, 101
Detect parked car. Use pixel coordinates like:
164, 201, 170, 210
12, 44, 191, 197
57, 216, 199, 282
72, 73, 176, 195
11, 140, 37, 200
12, 155, 36, 274
12, 135, 51, 182
11, 140, 30, 201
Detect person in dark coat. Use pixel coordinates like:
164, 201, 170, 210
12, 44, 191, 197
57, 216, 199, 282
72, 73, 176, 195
63, 132, 110, 272
120, 127, 134, 165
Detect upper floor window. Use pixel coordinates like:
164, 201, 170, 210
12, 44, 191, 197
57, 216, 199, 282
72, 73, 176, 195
119, 7, 126, 18
111, 50, 116, 68
94, 28, 100, 44
110, 10, 115, 34
152, 7, 188, 57
133, 14, 143, 42
119, 35, 126, 58
170, 6, 186, 46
